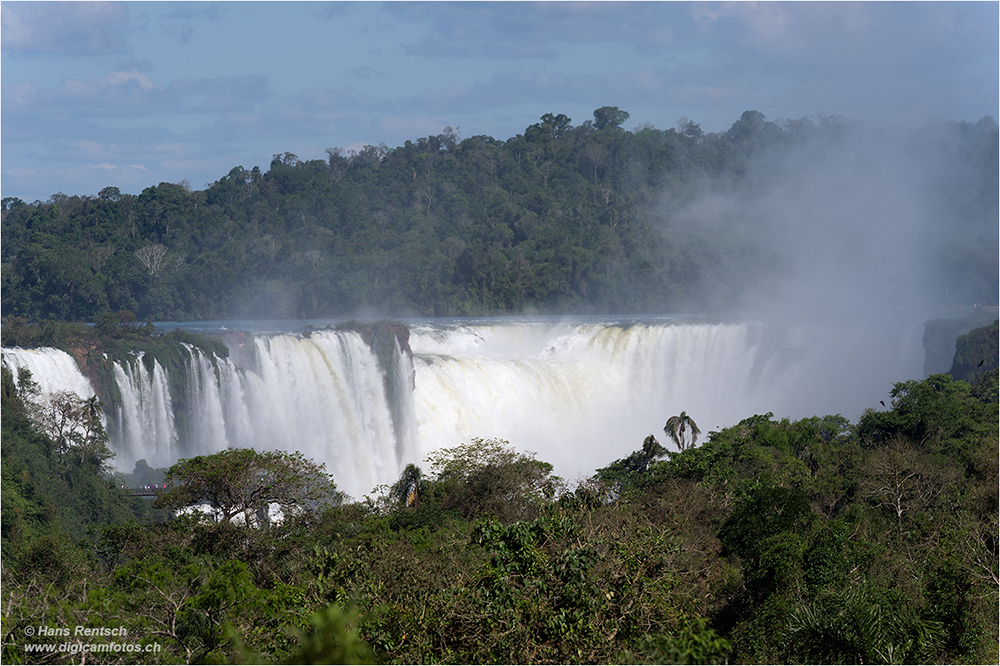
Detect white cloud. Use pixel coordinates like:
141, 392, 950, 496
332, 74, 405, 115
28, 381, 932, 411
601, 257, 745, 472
2, 72, 272, 120
1, 1, 130, 55
102, 70, 156, 91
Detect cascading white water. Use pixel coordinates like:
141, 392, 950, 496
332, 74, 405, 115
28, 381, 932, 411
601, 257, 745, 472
1, 347, 96, 399
104, 330, 411, 499
1, 316, 927, 498
1, 347, 108, 450
390, 336, 419, 462
407, 316, 925, 482
239, 331, 409, 499
181, 343, 239, 458
112, 354, 176, 470
409, 320, 769, 482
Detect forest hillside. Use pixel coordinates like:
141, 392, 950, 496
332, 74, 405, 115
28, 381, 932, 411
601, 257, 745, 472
2, 109, 997, 321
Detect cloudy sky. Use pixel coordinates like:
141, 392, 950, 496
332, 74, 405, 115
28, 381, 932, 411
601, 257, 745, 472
2, 1, 997, 203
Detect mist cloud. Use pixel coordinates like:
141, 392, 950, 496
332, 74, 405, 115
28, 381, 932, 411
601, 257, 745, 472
658, 118, 999, 319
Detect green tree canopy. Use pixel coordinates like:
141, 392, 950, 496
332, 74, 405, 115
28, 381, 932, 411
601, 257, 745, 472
2, 111, 995, 321
156, 448, 342, 526
593, 105, 630, 130
425, 437, 562, 522
595, 433, 667, 489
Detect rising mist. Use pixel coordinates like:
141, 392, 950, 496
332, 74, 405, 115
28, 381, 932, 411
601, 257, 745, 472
649, 114, 997, 426
656, 115, 998, 318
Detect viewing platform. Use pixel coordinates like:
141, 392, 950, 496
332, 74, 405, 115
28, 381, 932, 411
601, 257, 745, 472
123, 488, 165, 498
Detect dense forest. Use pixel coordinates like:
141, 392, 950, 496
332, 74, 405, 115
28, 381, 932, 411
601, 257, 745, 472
2, 108, 997, 320
1, 318, 997, 664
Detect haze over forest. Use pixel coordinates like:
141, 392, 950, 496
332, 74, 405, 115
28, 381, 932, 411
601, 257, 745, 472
2, 108, 997, 323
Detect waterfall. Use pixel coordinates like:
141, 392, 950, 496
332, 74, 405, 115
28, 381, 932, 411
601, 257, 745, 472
407, 316, 925, 482
1, 347, 96, 399
409, 321, 768, 482
103, 330, 405, 499
1, 316, 927, 499
240, 331, 402, 499
112, 354, 176, 470
390, 336, 419, 465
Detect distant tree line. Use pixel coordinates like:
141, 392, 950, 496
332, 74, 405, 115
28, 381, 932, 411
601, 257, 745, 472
2, 108, 997, 321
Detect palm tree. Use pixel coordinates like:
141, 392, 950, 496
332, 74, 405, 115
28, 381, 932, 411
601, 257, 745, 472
389, 463, 424, 508
786, 586, 945, 664
664, 411, 701, 451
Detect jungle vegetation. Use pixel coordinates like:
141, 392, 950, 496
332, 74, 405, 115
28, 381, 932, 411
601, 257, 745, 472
2, 109, 997, 321
1, 351, 996, 664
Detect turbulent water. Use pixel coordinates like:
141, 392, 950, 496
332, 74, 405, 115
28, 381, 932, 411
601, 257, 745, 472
1, 316, 926, 498
1, 346, 97, 399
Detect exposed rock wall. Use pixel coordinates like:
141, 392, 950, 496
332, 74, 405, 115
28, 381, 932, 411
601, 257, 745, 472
923, 313, 998, 376
949, 320, 999, 383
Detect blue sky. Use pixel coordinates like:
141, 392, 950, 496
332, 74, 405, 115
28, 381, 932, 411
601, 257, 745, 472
2, 1, 997, 203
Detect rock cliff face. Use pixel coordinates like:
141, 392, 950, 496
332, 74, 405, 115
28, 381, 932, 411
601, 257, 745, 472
949, 320, 999, 384
923, 313, 998, 376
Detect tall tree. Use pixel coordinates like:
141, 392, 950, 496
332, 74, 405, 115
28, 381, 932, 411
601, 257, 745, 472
156, 448, 342, 526
426, 437, 562, 522
27, 390, 113, 468
593, 106, 630, 131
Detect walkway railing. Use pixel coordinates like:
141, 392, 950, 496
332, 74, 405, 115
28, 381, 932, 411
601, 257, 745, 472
122, 488, 166, 498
